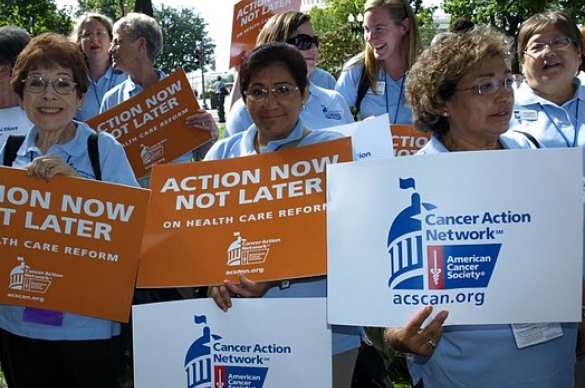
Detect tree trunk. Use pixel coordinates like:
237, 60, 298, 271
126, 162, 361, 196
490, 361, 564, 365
134, 0, 153, 16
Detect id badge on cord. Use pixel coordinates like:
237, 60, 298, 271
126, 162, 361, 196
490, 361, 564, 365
511, 322, 563, 349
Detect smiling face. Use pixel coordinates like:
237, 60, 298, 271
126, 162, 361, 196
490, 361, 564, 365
20, 65, 84, 134
288, 21, 318, 75
245, 62, 309, 145
80, 18, 112, 66
443, 55, 513, 148
363, 5, 407, 63
522, 25, 582, 100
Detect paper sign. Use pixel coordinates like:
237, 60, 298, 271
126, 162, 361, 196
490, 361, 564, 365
229, 0, 301, 69
0, 167, 150, 322
133, 298, 331, 388
138, 137, 353, 287
391, 124, 431, 156
328, 114, 394, 161
327, 148, 583, 326
86, 69, 212, 179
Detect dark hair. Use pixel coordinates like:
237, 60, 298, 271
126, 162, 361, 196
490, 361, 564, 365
450, 18, 474, 33
239, 43, 308, 102
518, 11, 582, 63
0, 26, 31, 67
11, 33, 89, 99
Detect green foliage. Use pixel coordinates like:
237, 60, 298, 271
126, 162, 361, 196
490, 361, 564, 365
0, 0, 73, 36
442, 0, 585, 72
154, 5, 215, 74
75, 0, 134, 20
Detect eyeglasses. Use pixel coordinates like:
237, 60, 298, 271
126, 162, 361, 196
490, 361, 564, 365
524, 36, 573, 56
22, 76, 77, 95
243, 84, 299, 102
81, 30, 109, 40
286, 34, 319, 50
456, 75, 515, 96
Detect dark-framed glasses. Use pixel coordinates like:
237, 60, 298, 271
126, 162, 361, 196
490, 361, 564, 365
524, 36, 573, 56
286, 34, 319, 50
22, 76, 77, 95
456, 74, 515, 96
243, 84, 299, 102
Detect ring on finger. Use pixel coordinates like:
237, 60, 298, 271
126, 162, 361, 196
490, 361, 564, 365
427, 339, 437, 349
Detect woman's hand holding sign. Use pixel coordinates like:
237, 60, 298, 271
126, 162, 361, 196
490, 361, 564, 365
185, 108, 218, 140
208, 273, 276, 312
27, 154, 79, 181
384, 306, 449, 356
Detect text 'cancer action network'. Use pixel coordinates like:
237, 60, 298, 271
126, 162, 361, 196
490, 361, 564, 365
425, 211, 532, 241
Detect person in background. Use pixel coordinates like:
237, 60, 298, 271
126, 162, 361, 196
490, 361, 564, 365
0, 26, 32, 147
336, 0, 421, 122
226, 11, 353, 137
449, 17, 475, 33
101, 12, 218, 187
207, 42, 361, 388
70, 13, 128, 121
212, 75, 227, 123
0, 32, 138, 388
383, 26, 574, 388
510, 12, 584, 160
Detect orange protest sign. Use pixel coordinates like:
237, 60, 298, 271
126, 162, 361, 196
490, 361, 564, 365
391, 124, 431, 156
229, 0, 301, 69
0, 168, 150, 322
138, 137, 353, 287
86, 69, 212, 179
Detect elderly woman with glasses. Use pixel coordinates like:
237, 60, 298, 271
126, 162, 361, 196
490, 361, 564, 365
206, 42, 361, 388
0, 33, 138, 387
226, 11, 354, 137
510, 12, 584, 154
379, 27, 576, 388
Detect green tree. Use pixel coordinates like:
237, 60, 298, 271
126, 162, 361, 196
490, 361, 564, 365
309, 0, 437, 78
154, 5, 215, 74
75, 0, 133, 20
0, 0, 72, 36
442, 0, 585, 73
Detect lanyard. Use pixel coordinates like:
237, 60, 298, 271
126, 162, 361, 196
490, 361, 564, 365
92, 71, 115, 107
538, 99, 580, 147
384, 73, 405, 124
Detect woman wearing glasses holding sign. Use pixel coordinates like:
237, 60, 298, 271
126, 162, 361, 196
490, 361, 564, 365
335, 0, 421, 122
510, 12, 584, 154
0, 33, 138, 387
226, 11, 354, 137
382, 27, 574, 388
207, 43, 361, 388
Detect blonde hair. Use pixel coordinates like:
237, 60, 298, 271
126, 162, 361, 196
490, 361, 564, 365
346, 0, 421, 90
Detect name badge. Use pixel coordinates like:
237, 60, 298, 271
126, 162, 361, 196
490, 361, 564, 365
511, 322, 563, 349
369, 81, 385, 95
514, 110, 538, 121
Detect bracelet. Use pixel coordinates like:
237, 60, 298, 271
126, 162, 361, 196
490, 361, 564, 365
383, 327, 391, 346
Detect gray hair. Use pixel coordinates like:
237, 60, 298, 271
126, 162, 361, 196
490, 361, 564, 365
114, 12, 163, 62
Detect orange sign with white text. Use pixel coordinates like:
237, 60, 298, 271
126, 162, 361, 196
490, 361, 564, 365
0, 168, 150, 322
137, 137, 353, 287
86, 69, 212, 179
391, 124, 432, 156
229, 0, 301, 69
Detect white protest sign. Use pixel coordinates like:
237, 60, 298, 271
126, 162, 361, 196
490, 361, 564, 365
133, 298, 331, 388
327, 148, 583, 327
328, 113, 394, 160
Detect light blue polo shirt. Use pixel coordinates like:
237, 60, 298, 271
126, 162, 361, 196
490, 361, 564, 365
336, 60, 413, 124
76, 66, 128, 122
310, 67, 336, 90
